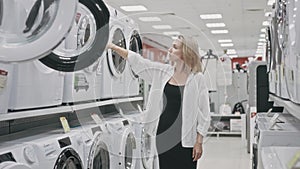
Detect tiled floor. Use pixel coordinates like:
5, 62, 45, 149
197, 136, 251, 169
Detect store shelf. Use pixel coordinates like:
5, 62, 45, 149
269, 94, 300, 120
210, 113, 242, 117
0, 97, 143, 122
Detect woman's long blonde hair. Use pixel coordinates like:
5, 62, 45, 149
178, 35, 202, 73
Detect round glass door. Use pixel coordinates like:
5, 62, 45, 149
107, 28, 126, 77
54, 148, 83, 169
0, 0, 77, 62
40, 0, 110, 72
124, 132, 136, 169
129, 30, 143, 78
141, 129, 155, 169
88, 134, 110, 169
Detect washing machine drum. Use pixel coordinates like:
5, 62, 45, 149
0, 0, 77, 62
40, 0, 110, 72
107, 28, 127, 76
88, 135, 110, 169
54, 148, 83, 169
129, 31, 143, 78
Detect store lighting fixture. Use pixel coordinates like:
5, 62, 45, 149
138, 17, 161, 22
163, 31, 181, 36
267, 0, 275, 6
226, 49, 237, 54
257, 42, 264, 46
259, 38, 266, 42
200, 14, 222, 19
206, 23, 226, 28
261, 28, 266, 32
152, 25, 172, 29
220, 43, 234, 47
218, 39, 232, 43
265, 12, 272, 17
120, 5, 148, 12
262, 21, 270, 26
260, 34, 266, 38
229, 55, 238, 58
211, 30, 229, 34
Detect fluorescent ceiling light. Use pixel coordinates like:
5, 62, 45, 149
257, 42, 264, 46
171, 36, 178, 40
267, 0, 275, 6
200, 14, 222, 19
262, 21, 270, 26
261, 28, 266, 32
226, 49, 237, 54
229, 55, 238, 58
206, 23, 226, 28
120, 5, 147, 12
152, 25, 172, 29
259, 39, 266, 42
139, 17, 161, 22
163, 31, 181, 36
218, 39, 232, 43
220, 43, 234, 47
211, 30, 229, 34
260, 34, 266, 38
265, 12, 272, 17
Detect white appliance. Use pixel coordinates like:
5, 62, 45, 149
0, 0, 77, 62
105, 115, 137, 169
0, 63, 13, 114
99, 6, 127, 99
123, 17, 143, 97
261, 146, 300, 169
255, 122, 300, 169
8, 60, 64, 111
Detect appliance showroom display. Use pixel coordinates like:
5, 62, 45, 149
255, 121, 300, 169
0, 0, 77, 62
261, 146, 300, 169
105, 115, 137, 169
123, 17, 143, 98
256, 112, 300, 124
40, 0, 110, 72
72, 123, 111, 169
0, 63, 13, 114
8, 59, 64, 111
99, 6, 127, 99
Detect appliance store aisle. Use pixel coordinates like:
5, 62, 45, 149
197, 137, 250, 169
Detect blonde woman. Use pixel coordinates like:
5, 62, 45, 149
107, 35, 211, 168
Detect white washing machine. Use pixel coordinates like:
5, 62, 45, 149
8, 60, 64, 111
0, 0, 77, 62
256, 112, 300, 124
40, 0, 110, 72
255, 122, 300, 169
261, 146, 300, 169
123, 17, 143, 98
0, 63, 13, 114
99, 6, 127, 99
105, 115, 137, 169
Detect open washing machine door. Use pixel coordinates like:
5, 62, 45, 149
54, 148, 83, 169
40, 0, 110, 72
0, 0, 77, 62
107, 27, 127, 77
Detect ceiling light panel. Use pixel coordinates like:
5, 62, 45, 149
262, 21, 270, 26
220, 43, 234, 47
138, 17, 161, 22
206, 23, 226, 28
218, 39, 232, 43
163, 31, 181, 36
152, 25, 172, 29
120, 5, 147, 12
200, 14, 222, 19
267, 0, 275, 6
211, 30, 229, 34
226, 49, 237, 54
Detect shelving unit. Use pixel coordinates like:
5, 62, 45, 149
209, 113, 246, 137
0, 97, 143, 122
269, 94, 300, 120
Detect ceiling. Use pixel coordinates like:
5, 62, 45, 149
105, 0, 272, 57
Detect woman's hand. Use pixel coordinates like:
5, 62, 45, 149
106, 42, 114, 50
192, 143, 203, 161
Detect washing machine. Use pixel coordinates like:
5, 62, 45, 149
261, 146, 300, 169
39, 0, 110, 72
0, 63, 13, 114
7, 60, 64, 111
0, 0, 77, 63
105, 115, 137, 169
255, 121, 300, 169
256, 112, 300, 124
99, 6, 127, 99
123, 17, 143, 98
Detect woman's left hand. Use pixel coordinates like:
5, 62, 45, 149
192, 143, 203, 161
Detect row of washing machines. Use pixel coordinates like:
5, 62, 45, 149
0, 2, 143, 114
0, 110, 157, 169
251, 111, 300, 169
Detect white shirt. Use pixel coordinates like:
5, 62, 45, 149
127, 51, 211, 147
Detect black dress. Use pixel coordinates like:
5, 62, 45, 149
156, 82, 197, 169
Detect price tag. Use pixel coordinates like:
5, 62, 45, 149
60, 117, 70, 133
0, 70, 8, 92
91, 113, 103, 124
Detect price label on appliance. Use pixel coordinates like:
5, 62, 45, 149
91, 113, 103, 124
0, 70, 8, 92
60, 117, 70, 133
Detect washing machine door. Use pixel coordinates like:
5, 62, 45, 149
107, 27, 127, 77
87, 133, 110, 169
124, 132, 136, 169
141, 129, 155, 169
40, 0, 110, 72
129, 30, 143, 78
0, 0, 77, 62
54, 148, 83, 169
